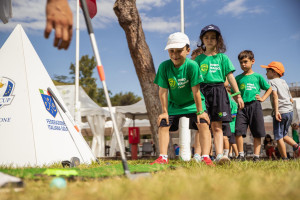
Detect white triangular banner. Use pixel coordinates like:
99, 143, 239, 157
0, 25, 96, 167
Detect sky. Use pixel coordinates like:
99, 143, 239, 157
0, 0, 300, 98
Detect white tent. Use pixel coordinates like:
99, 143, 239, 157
116, 99, 148, 120
56, 85, 109, 118
103, 99, 148, 156
56, 85, 110, 157
0, 25, 96, 166
292, 98, 300, 123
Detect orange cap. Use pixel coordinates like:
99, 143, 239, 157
261, 61, 285, 77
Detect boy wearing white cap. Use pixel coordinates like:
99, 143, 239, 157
150, 32, 213, 166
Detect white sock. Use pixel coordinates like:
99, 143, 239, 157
160, 154, 168, 160
229, 153, 233, 157
239, 152, 245, 157
223, 149, 229, 157
202, 155, 209, 158
254, 154, 259, 158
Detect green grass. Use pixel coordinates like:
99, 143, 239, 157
0, 160, 168, 179
1, 159, 300, 200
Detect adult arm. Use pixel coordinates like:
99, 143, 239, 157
44, 0, 73, 50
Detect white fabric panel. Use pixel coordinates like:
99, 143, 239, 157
87, 115, 106, 157
109, 112, 126, 157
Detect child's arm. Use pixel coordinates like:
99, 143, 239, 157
256, 87, 272, 102
271, 90, 281, 122
192, 85, 210, 124
157, 87, 169, 126
227, 72, 244, 110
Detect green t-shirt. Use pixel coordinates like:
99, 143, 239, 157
228, 93, 238, 133
293, 130, 299, 144
194, 53, 235, 83
235, 72, 270, 103
154, 58, 205, 115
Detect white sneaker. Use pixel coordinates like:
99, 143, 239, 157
216, 155, 231, 165
193, 154, 202, 163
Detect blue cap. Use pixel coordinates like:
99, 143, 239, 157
200, 24, 221, 37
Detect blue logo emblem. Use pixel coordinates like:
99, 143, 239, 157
40, 89, 57, 118
0, 77, 15, 109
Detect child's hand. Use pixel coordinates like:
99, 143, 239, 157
197, 112, 210, 125
275, 111, 282, 122
255, 94, 264, 102
292, 123, 299, 130
235, 96, 244, 110
157, 113, 169, 126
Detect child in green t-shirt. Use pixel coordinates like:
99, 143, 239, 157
292, 123, 299, 144
223, 82, 239, 158
292, 123, 300, 158
194, 24, 244, 164
151, 32, 213, 166
235, 50, 272, 162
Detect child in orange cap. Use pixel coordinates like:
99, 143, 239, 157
261, 61, 300, 159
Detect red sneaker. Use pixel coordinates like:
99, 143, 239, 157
150, 156, 168, 165
295, 146, 300, 158
202, 157, 215, 166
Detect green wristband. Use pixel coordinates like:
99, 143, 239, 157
196, 110, 204, 115
231, 91, 241, 97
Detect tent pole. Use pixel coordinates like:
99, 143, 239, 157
180, 0, 184, 33
75, 0, 81, 131
133, 115, 136, 127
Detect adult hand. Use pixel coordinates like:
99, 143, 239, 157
44, 0, 73, 50
197, 112, 210, 125
157, 113, 169, 126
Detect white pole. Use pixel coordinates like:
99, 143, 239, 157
179, 0, 192, 161
75, 0, 81, 131
180, 0, 184, 33
179, 117, 191, 161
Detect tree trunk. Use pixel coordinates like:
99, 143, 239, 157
113, 0, 175, 158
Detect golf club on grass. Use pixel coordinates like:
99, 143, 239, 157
80, 0, 150, 180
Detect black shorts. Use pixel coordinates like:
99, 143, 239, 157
222, 123, 232, 137
159, 113, 208, 131
235, 100, 266, 138
200, 83, 232, 122
228, 135, 236, 144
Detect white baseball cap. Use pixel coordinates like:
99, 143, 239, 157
165, 32, 190, 50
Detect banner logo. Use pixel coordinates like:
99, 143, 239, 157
0, 77, 15, 109
40, 89, 57, 118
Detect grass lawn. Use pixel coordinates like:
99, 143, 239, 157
1, 159, 299, 200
